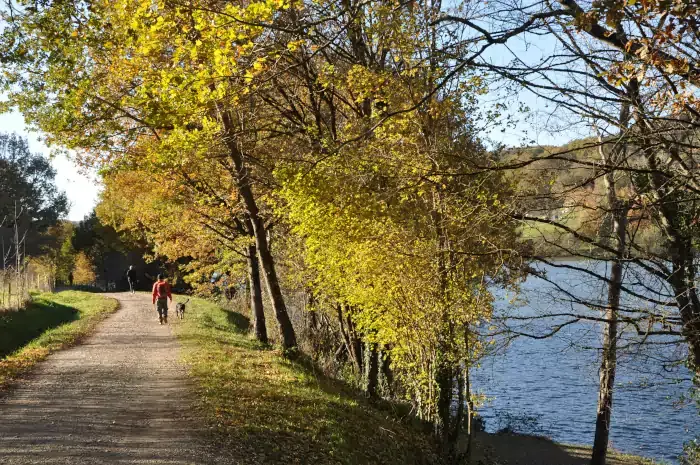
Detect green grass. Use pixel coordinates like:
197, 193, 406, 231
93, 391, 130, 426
0, 291, 118, 391
518, 217, 601, 258
519, 220, 565, 241
173, 297, 443, 465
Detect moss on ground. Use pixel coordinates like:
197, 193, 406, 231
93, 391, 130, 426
173, 297, 443, 465
0, 291, 118, 391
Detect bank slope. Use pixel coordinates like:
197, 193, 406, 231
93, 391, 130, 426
174, 297, 443, 465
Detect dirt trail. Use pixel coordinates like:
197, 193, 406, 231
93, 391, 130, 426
0, 292, 218, 465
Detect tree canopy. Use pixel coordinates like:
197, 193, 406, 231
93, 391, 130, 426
0, 132, 68, 260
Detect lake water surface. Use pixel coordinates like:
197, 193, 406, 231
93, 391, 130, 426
473, 261, 699, 464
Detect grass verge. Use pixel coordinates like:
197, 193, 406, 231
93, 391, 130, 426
0, 290, 118, 391
173, 297, 443, 465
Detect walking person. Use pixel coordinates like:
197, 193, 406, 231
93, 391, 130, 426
152, 274, 172, 324
126, 266, 137, 294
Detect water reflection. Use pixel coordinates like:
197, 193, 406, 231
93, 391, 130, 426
474, 260, 698, 464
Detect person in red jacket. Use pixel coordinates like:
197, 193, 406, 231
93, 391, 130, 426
152, 274, 172, 324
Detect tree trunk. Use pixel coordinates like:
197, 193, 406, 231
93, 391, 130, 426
380, 348, 394, 395
337, 304, 364, 373
465, 362, 475, 465
337, 303, 353, 364
435, 361, 454, 454
635, 105, 700, 374
453, 367, 465, 445
253, 214, 297, 351
244, 274, 251, 308
591, 202, 628, 465
246, 243, 267, 344
218, 108, 297, 351
463, 325, 475, 464
306, 289, 318, 333
646, 165, 700, 372
365, 342, 379, 398
306, 289, 318, 326
303, 290, 319, 352
346, 314, 364, 374
431, 184, 457, 454
668, 269, 700, 372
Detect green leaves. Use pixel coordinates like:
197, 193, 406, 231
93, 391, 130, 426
276, 77, 521, 421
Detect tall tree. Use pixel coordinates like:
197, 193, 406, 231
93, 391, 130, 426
435, 1, 700, 463
0, 132, 68, 261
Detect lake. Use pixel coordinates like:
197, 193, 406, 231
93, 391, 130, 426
473, 261, 699, 464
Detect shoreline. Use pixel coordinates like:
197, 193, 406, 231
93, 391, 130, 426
473, 431, 661, 465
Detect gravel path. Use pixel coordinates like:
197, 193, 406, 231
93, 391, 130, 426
0, 292, 218, 464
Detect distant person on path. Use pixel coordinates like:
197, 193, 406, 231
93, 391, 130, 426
126, 266, 137, 294
152, 274, 172, 324
68, 272, 73, 287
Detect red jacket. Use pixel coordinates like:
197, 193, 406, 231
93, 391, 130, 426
152, 280, 172, 304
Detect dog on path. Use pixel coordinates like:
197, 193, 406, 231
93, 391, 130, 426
175, 298, 189, 320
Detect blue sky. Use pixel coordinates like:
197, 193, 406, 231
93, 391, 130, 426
476, 26, 594, 149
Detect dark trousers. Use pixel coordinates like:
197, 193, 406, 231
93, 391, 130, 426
156, 298, 168, 318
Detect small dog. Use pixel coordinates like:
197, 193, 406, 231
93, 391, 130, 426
175, 298, 189, 320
